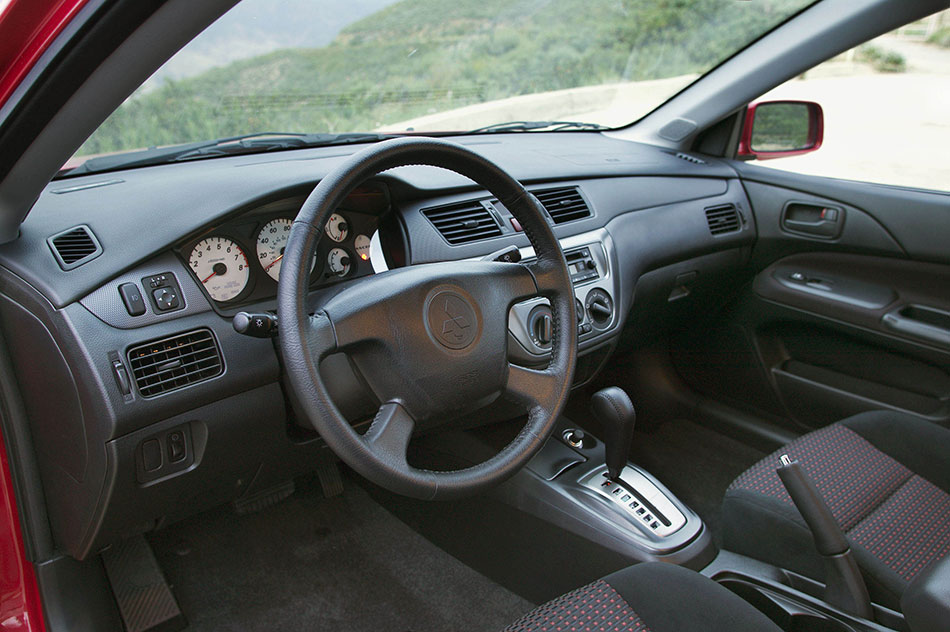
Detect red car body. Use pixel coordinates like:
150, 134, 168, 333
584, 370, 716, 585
0, 3, 88, 629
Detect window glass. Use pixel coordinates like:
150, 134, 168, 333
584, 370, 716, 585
75, 0, 814, 160
750, 13, 950, 192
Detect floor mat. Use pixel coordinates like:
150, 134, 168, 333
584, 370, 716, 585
149, 474, 533, 632
627, 419, 766, 542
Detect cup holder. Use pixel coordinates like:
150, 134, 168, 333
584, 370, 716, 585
719, 579, 857, 632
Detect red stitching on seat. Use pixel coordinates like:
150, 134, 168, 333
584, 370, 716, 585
504, 579, 651, 632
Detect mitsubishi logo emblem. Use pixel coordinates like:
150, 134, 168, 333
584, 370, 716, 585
427, 290, 478, 350
441, 298, 470, 341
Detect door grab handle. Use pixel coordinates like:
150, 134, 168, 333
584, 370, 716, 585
882, 305, 950, 348
781, 202, 844, 239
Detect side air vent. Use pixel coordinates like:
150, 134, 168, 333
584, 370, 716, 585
534, 187, 591, 224
422, 201, 502, 245
47, 225, 102, 270
705, 204, 741, 235
674, 152, 706, 165
127, 329, 223, 398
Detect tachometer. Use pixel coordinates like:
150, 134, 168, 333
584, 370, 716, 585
324, 213, 349, 242
189, 236, 250, 302
256, 218, 314, 282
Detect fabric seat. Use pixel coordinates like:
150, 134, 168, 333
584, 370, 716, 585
723, 410, 950, 610
504, 562, 781, 631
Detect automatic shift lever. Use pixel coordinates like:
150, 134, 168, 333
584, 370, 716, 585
590, 387, 636, 480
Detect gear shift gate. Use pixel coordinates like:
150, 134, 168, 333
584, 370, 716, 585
580, 464, 687, 538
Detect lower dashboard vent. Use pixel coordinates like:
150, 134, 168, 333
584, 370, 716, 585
705, 204, 740, 235
534, 187, 591, 224
48, 225, 102, 270
422, 201, 502, 245
127, 329, 223, 398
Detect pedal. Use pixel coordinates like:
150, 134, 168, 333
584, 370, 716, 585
316, 460, 344, 498
231, 479, 295, 515
101, 535, 186, 632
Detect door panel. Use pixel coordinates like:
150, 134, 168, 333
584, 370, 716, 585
672, 166, 950, 434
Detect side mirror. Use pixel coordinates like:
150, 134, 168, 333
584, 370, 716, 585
737, 100, 823, 161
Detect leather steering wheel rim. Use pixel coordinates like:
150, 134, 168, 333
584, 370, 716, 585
277, 137, 576, 500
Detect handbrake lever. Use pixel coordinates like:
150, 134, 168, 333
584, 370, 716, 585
776, 454, 873, 620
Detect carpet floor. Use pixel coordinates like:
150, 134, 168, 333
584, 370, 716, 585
149, 474, 534, 632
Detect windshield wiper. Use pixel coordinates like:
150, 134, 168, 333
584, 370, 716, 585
64, 132, 395, 176
467, 120, 610, 134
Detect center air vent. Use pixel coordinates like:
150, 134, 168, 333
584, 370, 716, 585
534, 187, 591, 224
127, 329, 223, 398
48, 225, 102, 270
705, 204, 741, 235
422, 201, 502, 245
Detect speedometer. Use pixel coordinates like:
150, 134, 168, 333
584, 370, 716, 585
189, 236, 250, 302
257, 217, 318, 282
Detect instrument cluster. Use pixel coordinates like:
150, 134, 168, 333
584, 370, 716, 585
179, 183, 388, 308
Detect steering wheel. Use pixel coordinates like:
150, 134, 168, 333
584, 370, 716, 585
277, 137, 576, 500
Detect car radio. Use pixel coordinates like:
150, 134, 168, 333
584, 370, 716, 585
565, 247, 599, 284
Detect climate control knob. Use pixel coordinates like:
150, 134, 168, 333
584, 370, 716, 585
527, 305, 554, 348
585, 289, 614, 329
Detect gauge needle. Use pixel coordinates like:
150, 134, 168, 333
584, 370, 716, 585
264, 254, 283, 271
201, 271, 217, 283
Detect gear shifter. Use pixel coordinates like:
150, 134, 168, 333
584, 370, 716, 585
590, 387, 636, 480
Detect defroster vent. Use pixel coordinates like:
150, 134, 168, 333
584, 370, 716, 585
422, 201, 502, 245
705, 204, 741, 235
128, 329, 223, 397
534, 187, 591, 224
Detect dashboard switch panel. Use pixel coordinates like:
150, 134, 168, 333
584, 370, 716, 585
142, 272, 184, 313
136, 423, 194, 484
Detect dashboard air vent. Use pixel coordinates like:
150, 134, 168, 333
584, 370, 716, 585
127, 329, 223, 398
674, 152, 706, 165
705, 204, 741, 235
48, 225, 102, 270
534, 187, 591, 224
422, 201, 502, 245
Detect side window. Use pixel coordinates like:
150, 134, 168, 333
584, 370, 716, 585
749, 12, 949, 192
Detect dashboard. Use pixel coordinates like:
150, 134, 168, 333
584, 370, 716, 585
0, 132, 755, 562
175, 182, 389, 312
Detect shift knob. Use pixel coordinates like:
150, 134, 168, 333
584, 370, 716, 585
590, 387, 636, 480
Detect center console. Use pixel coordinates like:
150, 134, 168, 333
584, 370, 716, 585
507, 229, 620, 365
490, 403, 715, 568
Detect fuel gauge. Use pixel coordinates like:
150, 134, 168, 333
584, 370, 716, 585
326, 247, 351, 277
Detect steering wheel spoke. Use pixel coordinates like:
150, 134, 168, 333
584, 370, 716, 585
363, 402, 416, 467
305, 311, 339, 360
505, 363, 560, 410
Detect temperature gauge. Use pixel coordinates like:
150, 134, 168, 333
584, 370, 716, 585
327, 248, 351, 277
324, 213, 349, 242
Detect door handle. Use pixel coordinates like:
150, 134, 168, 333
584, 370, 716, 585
781, 202, 843, 239
882, 305, 950, 348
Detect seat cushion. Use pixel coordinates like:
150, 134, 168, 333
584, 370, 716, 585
504, 562, 781, 632
722, 410, 950, 609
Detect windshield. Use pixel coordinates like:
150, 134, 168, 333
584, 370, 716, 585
75, 0, 816, 161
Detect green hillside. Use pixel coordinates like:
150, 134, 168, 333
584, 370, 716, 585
80, 0, 811, 155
